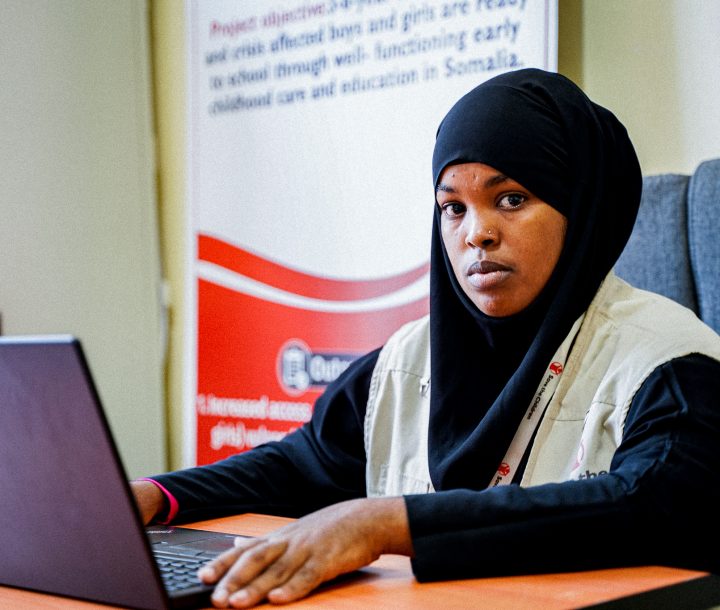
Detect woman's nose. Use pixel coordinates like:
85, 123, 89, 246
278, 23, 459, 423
465, 217, 498, 249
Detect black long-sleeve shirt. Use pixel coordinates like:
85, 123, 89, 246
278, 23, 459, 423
153, 352, 720, 578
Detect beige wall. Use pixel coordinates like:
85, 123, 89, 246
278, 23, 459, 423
155, 1, 720, 470
561, 0, 720, 175
0, 0, 165, 477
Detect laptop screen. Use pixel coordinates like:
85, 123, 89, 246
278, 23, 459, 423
0, 336, 169, 609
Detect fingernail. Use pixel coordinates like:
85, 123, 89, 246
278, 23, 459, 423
198, 566, 215, 582
211, 587, 228, 606
229, 589, 249, 605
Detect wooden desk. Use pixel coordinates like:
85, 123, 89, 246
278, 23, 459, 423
1, 513, 717, 609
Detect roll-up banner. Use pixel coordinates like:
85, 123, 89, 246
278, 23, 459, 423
186, 0, 557, 466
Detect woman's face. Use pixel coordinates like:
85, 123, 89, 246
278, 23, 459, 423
437, 162, 567, 317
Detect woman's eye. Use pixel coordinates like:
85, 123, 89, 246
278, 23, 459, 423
498, 193, 526, 209
441, 202, 466, 217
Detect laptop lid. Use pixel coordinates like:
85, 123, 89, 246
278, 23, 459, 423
0, 335, 171, 609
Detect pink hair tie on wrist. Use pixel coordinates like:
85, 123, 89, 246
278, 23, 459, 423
136, 478, 179, 524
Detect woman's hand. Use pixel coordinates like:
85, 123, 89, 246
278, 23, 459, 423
199, 497, 413, 608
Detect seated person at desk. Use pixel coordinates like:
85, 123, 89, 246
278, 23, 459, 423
132, 69, 720, 608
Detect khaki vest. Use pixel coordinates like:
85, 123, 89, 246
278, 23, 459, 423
364, 273, 720, 496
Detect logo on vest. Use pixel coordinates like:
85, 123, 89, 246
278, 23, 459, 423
491, 462, 512, 486
549, 361, 564, 375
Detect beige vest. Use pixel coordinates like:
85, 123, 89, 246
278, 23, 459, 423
364, 273, 720, 496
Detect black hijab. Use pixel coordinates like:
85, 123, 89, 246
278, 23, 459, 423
428, 68, 642, 490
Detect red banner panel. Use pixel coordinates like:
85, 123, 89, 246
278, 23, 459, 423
195, 254, 428, 464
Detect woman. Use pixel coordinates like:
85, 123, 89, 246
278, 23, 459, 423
133, 69, 720, 607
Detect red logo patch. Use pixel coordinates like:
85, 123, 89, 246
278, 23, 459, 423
549, 362, 564, 375
497, 462, 511, 477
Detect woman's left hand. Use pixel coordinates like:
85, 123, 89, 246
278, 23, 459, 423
198, 496, 413, 608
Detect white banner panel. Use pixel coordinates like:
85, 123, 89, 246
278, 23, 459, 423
186, 0, 557, 465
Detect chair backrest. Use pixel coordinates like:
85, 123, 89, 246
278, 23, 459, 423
615, 159, 720, 334
688, 159, 720, 334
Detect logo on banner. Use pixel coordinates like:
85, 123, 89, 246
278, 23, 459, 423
277, 340, 357, 396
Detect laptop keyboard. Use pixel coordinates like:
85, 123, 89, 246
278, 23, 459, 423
149, 529, 241, 597
153, 548, 213, 593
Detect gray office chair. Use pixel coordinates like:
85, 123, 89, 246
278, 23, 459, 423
615, 159, 720, 334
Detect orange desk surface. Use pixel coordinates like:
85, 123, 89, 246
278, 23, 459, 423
0, 512, 714, 609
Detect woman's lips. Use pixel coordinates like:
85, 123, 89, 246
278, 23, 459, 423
466, 260, 512, 289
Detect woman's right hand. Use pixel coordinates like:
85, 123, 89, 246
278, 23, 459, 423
130, 479, 165, 524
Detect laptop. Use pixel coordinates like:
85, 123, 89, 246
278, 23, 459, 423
0, 335, 238, 609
